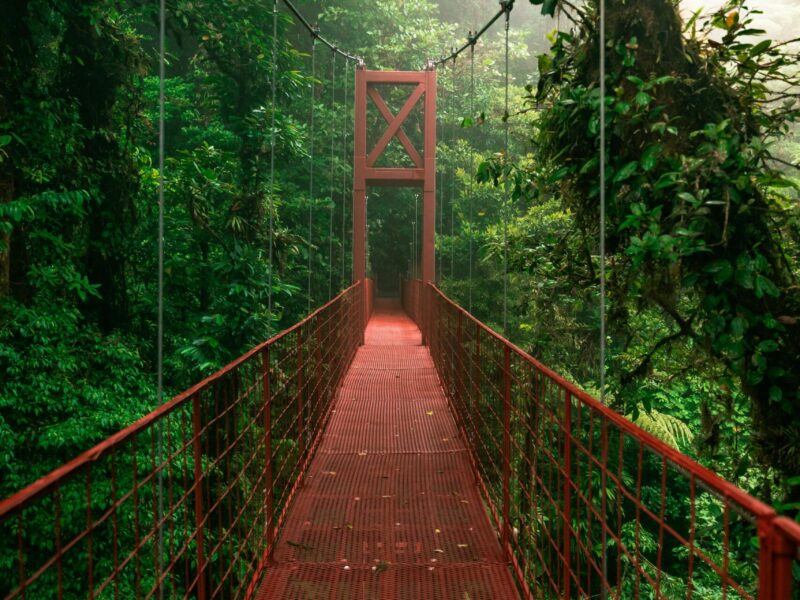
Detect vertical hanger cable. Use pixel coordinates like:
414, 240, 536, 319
468, 38, 475, 314
502, 4, 510, 335
600, 0, 609, 594
340, 59, 349, 290
307, 35, 317, 312
268, 0, 278, 319
450, 55, 457, 279
328, 50, 336, 299
156, 0, 166, 593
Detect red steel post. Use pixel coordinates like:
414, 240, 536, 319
422, 67, 437, 285
296, 327, 305, 461
456, 310, 465, 420
421, 69, 437, 344
313, 318, 322, 431
502, 345, 512, 554
563, 390, 573, 598
191, 394, 207, 600
758, 518, 772, 599
773, 531, 793, 600
352, 68, 436, 344
262, 348, 274, 556
353, 65, 367, 286
473, 323, 481, 451
759, 516, 800, 600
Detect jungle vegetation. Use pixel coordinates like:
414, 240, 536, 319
0, 0, 798, 594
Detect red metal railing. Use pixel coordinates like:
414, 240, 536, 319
0, 281, 372, 600
403, 279, 800, 600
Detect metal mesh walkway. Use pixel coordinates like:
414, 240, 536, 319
256, 298, 519, 599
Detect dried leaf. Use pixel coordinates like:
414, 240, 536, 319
373, 560, 390, 573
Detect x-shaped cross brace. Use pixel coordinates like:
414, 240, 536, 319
366, 84, 424, 168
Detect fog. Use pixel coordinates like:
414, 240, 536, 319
682, 0, 798, 42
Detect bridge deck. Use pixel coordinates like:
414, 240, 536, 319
257, 298, 519, 599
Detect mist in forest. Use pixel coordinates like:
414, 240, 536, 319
434, 0, 798, 50
681, 0, 800, 41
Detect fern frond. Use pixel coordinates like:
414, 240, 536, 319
628, 405, 694, 449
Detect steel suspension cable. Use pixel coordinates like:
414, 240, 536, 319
450, 55, 457, 279
468, 38, 475, 313
600, 0, 609, 594
156, 0, 166, 592
502, 2, 511, 335
599, 1, 607, 404
281, 0, 361, 62
429, 2, 511, 68
268, 0, 278, 320
328, 50, 336, 300
307, 35, 317, 313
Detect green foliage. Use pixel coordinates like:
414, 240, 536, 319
526, 0, 800, 487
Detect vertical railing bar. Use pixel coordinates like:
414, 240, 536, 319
55, 488, 63, 600
133, 438, 142, 597
297, 326, 305, 463
687, 475, 697, 600
563, 390, 572, 599
87, 466, 94, 600
17, 512, 25, 600
456, 310, 464, 425
502, 344, 511, 554
192, 394, 207, 600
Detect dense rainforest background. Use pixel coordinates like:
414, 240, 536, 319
1, 0, 799, 593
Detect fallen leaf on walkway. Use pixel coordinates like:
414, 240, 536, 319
286, 540, 314, 551
426, 411, 434, 416
457, 544, 469, 548
372, 560, 390, 573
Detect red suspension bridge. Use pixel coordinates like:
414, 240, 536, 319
2, 280, 799, 598
2, 3, 800, 598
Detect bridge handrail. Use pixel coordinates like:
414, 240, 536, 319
428, 283, 775, 519
403, 278, 799, 600
0, 281, 364, 518
0, 279, 373, 600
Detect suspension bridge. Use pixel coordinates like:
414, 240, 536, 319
1, 1, 799, 599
